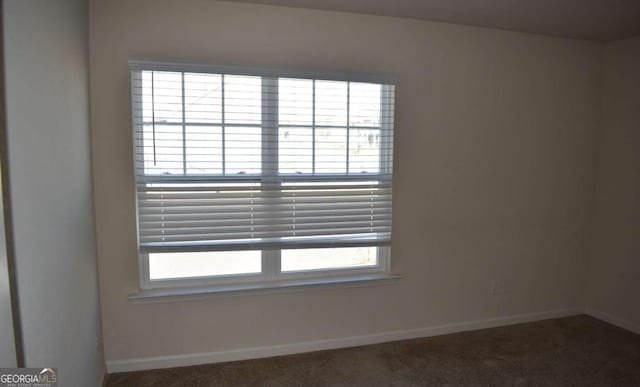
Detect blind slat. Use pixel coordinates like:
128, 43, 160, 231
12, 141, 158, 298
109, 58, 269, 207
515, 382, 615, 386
138, 207, 391, 221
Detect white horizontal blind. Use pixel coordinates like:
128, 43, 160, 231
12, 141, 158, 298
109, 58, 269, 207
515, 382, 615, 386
131, 62, 395, 253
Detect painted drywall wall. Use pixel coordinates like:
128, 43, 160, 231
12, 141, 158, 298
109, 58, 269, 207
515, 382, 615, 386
0, 175, 16, 367
0, 9, 16, 365
587, 36, 640, 330
3, 0, 104, 384
89, 0, 601, 364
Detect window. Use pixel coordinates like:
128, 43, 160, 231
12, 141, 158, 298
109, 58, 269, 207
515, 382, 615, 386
131, 61, 395, 289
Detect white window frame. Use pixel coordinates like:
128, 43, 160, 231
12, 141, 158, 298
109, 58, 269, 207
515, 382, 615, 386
130, 60, 396, 291
138, 247, 390, 290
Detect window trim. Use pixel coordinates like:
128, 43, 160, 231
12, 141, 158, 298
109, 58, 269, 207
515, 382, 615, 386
130, 272, 402, 303
130, 60, 395, 290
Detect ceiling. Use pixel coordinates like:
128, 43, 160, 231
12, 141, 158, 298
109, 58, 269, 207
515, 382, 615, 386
228, 0, 640, 41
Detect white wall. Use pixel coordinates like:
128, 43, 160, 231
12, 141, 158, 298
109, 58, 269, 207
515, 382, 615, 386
587, 36, 640, 330
89, 0, 601, 366
3, 0, 104, 385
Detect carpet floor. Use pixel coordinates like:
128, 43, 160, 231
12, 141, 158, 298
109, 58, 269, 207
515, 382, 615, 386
106, 315, 640, 386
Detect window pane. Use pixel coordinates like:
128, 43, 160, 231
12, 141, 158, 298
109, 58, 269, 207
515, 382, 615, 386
143, 124, 183, 175
349, 82, 381, 127
279, 78, 312, 125
224, 75, 261, 124
225, 126, 261, 174
185, 125, 222, 174
185, 73, 222, 123
279, 127, 312, 174
349, 129, 380, 174
315, 127, 346, 173
149, 251, 261, 280
141, 71, 153, 122
151, 71, 183, 123
315, 80, 347, 126
281, 247, 377, 272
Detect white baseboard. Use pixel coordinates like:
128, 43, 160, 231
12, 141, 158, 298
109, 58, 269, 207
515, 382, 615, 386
585, 308, 640, 335
106, 307, 581, 373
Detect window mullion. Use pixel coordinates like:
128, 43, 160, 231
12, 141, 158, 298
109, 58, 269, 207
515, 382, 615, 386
262, 77, 279, 180
151, 71, 157, 165
221, 74, 226, 174
262, 250, 280, 280
261, 77, 280, 278
181, 72, 186, 174
346, 82, 350, 174
312, 80, 316, 174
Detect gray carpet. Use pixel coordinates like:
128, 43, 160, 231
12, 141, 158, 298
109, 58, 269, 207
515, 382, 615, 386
106, 315, 640, 386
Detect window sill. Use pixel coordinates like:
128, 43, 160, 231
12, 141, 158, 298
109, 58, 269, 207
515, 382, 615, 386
129, 273, 401, 303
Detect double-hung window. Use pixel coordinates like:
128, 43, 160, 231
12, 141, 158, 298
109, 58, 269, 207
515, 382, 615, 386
130, 61, 395, 289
